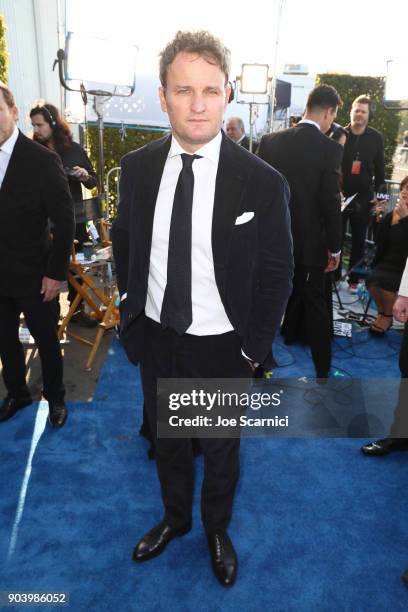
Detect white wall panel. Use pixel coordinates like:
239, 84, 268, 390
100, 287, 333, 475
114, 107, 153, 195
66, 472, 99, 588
0, 0, 64, 134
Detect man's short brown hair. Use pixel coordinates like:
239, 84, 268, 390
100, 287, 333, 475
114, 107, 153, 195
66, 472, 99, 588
0, 81, 16, 108
306, 84, 342, 112
159, 30, 231, 88
352, 94, 371, 107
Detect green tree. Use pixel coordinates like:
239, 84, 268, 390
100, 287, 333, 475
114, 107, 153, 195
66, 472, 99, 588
316, 73, 400, 179
0, 15, 9, 83
86, 124, 167, 219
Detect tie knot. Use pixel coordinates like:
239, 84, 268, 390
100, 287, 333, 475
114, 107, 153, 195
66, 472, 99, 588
180, 153, 202, 168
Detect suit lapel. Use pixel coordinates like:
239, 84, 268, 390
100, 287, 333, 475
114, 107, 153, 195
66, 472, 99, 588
137, 134, 171, 253
145, 134, 172, 210
212, 133, 249, 267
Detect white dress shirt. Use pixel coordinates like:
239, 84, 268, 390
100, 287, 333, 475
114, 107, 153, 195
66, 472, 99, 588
298, 119, 320, 130
399, 258, 408, 297
0, 126, 19, 188
145, 131, 233, 336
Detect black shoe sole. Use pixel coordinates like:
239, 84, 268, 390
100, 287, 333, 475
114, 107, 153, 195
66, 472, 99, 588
361, 445, 408, 456
132, 524, 192, 563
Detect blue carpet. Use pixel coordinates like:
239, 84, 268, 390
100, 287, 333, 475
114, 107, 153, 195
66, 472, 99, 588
1, 331, 408, 611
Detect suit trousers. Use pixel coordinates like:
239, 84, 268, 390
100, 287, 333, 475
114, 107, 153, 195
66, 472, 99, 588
139, 316, 252, 533
281, 265, 331, 377
0, 294, 65, 401
389, 322, 408, 437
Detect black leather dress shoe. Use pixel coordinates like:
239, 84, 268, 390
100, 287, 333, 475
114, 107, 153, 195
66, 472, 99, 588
361, 438, 408, 456
133, 520, 191, 562
48, 400, 68, 428
207, 531, 238, 587
0, 394, 32, 423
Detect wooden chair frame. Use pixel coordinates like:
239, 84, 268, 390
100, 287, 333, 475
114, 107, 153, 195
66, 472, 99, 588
58, 240, 119, 370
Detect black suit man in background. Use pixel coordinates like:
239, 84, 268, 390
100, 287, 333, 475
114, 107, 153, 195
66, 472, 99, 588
258, 85, 343, 379
0, 83, 74, 427
225, 116, 258, 152
340, 95, 385, 291
112, 31, 293, 586
361, 256, 408, 457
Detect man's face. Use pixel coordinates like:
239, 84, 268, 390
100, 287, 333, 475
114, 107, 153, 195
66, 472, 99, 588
0, 90, 18, 146
31, 114, 53, 143
159, 52, 231, 152
226, 118, 244, 142
320, 107, 337, 135
350, 102, 370, 130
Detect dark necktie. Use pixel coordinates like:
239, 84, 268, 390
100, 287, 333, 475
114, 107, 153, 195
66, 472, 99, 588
160, 153, 202, 335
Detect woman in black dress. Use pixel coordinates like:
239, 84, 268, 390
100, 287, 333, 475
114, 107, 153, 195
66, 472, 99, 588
367, 175, 408, 335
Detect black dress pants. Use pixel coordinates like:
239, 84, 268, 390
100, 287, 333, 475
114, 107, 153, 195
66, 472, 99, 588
281, 265, 331, 377
389, 322, 408, 437
0, 294, 65, 401
139, 317, 252, 533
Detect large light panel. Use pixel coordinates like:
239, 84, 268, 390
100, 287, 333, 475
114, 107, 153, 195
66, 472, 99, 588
65, 32, 137, 88
240, 64, 270, 95
384, 59, 408, 110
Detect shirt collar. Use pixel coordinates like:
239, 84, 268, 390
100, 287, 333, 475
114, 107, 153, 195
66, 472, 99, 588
1, 125, 19, 155
236, 133, 245, 144
169, 131, 222, 164
298, 119, 321, 131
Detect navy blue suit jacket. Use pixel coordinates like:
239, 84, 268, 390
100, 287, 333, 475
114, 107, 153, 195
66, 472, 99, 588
112, 132, 294, 368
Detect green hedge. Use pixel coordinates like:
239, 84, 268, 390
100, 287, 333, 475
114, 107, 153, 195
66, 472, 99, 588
86, 124, 167, 218
316, 73, 400, 179
0, 15, 9, 83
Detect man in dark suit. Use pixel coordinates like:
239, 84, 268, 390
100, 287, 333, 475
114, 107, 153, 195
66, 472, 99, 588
112, 31, 293, 587
226, 116, 258, 152
0, 83, 74, 427
361, 256, 408, 457
258, 85, 343, 379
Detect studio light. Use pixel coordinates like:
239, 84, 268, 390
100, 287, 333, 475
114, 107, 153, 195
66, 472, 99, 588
55, 32, 137, 199
239, 64, 270, 95
65, 32, 137, 90
384, 59, 408, 110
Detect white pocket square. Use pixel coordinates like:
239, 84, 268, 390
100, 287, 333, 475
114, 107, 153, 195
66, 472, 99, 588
235, 212, 254, 225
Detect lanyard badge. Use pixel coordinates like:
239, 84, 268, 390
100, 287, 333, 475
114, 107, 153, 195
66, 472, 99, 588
351, 149, 361, 175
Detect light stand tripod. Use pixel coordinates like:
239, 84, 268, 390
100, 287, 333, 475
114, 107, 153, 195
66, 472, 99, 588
54, 47, 135, 210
